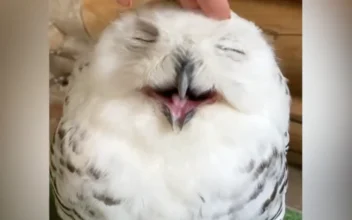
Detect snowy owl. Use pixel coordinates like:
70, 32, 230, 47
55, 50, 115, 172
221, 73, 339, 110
50, 2, 291, 220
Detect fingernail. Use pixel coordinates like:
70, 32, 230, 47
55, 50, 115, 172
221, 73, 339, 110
216, 11, 232, 20
116, 0, 132, 7
209, 13, 230, 20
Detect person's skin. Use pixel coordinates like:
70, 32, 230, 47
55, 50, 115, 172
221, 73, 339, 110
116, 0, 231, 20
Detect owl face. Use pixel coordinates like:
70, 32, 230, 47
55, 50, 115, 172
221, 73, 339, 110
89, 3, 282, 129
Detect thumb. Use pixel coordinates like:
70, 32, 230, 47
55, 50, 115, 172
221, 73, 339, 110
116, 0, 132, 7
197, 0, 231, 20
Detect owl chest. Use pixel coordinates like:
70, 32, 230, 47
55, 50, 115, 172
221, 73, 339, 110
81, 136, 265, 218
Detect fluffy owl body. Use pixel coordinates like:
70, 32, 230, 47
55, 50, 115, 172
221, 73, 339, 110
50, 2, 291, 220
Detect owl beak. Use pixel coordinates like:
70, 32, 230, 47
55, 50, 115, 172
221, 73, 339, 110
144, 72, 216, 131
162, 104, 196, 131
166, 71, 195, 130
177, 69, 189, 100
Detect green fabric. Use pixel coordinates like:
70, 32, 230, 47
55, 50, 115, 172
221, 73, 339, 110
284, 208, 302, 220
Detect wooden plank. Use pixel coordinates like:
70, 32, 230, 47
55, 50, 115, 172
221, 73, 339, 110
287, 150, 302, 168
288, 121, 302, 154
274, 35, 302, 97
50, 102, 63, 141
229, 0, 302, 35
82, 0, 124, 39
81, 0, 302, 38
290, 97, 302, 123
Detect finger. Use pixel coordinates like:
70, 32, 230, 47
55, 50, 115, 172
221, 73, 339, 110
178, 0, 199, 9
116, 0, 132, 7
197, 0, 231, 20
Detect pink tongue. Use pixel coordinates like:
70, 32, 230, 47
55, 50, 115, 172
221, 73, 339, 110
166, 95, 198, 119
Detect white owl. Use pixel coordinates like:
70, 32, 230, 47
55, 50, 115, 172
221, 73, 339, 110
50, 2, 291, 220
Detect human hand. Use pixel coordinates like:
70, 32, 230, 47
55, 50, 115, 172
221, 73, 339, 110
116, 0, 231, 20
178, 0, 231, 19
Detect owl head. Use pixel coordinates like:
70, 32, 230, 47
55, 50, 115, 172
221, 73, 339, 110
84, 2, 289, 131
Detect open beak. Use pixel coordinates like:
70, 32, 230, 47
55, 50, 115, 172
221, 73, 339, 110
160, 70, 195, 130
144, 72, 217, 131
161, 101, 196, 131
